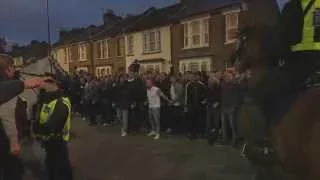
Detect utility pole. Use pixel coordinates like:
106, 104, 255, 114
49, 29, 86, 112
46, 0, 53, 72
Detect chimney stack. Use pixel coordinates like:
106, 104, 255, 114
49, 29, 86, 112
103, 9, 122, 28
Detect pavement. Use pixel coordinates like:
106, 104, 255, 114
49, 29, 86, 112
21, 118, 254, 180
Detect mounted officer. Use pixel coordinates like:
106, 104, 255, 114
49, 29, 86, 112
246, 0, 320, 140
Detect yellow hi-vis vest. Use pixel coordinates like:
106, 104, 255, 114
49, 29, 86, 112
39, 97, 71, 142
292, 0, 320, 51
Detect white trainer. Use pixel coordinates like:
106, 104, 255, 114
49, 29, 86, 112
121, 132, 127, 137
154, 134, 160, 140
147, 131, 156, 136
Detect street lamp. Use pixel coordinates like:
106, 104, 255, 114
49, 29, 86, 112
46, 0, 53, 72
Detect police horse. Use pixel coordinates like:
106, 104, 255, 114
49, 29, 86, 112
236, 0, 320, 180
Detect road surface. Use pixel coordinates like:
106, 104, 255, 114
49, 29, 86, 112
21, 118, 254, 180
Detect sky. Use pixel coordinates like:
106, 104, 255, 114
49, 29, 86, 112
0, 0, 176, 44
0, 0, 286, 44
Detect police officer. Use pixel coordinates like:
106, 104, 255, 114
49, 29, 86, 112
250, 0, 320, 138
34, 75, 73, 180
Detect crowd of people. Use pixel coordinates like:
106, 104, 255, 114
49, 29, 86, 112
69, 68, 252, 145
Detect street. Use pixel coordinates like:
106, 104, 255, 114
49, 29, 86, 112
21, 118, 254, 180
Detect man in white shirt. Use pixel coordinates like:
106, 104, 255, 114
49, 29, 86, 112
146, 79, 170, 140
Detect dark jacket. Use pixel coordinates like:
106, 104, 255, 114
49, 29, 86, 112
34, 90, 69, 135
0, 80, 24, 105
207, 83, 221, 108
114, 81, 133, 109
186, 81, 207, 110
127, 78, 147, 103
221, 80, 239, 109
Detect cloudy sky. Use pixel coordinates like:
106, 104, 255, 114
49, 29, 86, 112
0, 0, 286, 44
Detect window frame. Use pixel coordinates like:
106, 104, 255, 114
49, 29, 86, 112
142, 29, 161, 54
182, 16, 210, 49
179, 59, 211, 73
141, 63, 162, 73
78, 44, 88, 61
97, 39, 109, 59
224, 10, 240, 44
127, 35, 134, 55
116, 38, 124, 57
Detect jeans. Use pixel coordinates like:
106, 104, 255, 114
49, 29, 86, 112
117, 109, 129, 133
148, 108, 160, 134
221, 107, 237, 144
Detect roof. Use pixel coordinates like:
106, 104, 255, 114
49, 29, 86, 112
53, 25, 100, 47
172, 0, 242, 19
124, 4, 181, 33
93, 14, 143, 39
54, 0, 242, 46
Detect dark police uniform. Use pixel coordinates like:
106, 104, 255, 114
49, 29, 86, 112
34, 90, 73, 180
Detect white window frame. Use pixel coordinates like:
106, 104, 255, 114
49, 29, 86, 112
203, 19, 209, 45
142, 29, 161, 54
96, 66, 112, 77
78, 44, 88, 61
179, 59, 211, 73
63, 48, 71, 64
97, 40, 109, 59
140, 63, 162, 73
116, 38, 124, 57
76, 67, 88, 72
127, 35, 134, 55
182, 16, 210, 49
224, 10, 240, 44
67, 47, 72, 62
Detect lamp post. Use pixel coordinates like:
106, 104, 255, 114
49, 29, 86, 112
46, 0, 53, 72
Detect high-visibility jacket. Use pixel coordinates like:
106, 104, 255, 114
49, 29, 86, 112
38, 97, 71, 142
292, 0, 320, 51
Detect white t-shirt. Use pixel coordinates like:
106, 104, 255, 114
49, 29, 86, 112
147, 86, 161, 108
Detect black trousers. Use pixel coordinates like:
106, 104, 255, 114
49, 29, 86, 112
43, 140, 72, 180
129, 103, 146, 132
88, 102, 98, 125
187, 106, 206, 137
168, 106, 184, 133
0, 128, 24, 180
102, 99, 113, 124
